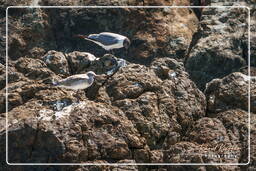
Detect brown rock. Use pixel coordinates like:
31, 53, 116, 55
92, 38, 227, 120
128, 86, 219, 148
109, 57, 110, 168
205, 72, 255, 113
2, 100, 144, 163
7, 8, 56, 60
15, 57, 55, 80
24, 6, 197, 64
186, 7, 248, 90
164, 141, 240, 165
1, 0, 254, 168
134, 148, 150, 163
150, 150, 164, 163
216, 109, 250, 164
66, 51, 96, 74
42, 50, 70, 76
189, 117, 230, 145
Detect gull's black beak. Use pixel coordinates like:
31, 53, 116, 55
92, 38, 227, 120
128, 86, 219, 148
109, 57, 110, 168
73, 34, 86, 39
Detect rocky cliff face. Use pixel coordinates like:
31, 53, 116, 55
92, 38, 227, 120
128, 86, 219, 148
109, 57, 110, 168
0, 0, 255, 171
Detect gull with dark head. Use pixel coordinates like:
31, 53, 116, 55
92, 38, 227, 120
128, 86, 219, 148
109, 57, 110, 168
75, 32, 130, 51
53, 71, 97, 90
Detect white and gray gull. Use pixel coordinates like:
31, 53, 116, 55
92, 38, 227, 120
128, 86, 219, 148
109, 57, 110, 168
75, 32, 130, 51
53, 71, 96, 90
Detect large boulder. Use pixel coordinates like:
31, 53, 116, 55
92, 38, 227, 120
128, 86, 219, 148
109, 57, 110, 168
42, 50, 70, 76
204, 72, 255, 114
105, 58, 206, 153
7, 8, 56, 60
2, 100, 146, 164
216, 109, 250, 164
15, 57, 55, 80
186, 7, 248, 90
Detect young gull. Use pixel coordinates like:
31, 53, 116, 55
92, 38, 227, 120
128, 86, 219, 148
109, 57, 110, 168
53, 71, 96, 90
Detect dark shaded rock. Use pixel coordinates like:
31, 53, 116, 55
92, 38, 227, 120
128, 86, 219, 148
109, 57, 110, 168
0, 63, 4, 75
0, 74, 5, 90
83, 54, 120, 75
0, 16, 5, 65
3, 100, 145, 163
5, 122, 65, 163
239, 66, 256, 76
107, 58, 206, 149
35, 6, 198, 64
186, 7, 248, 90
42, 50, 70, 76
15, 57, 55, 80
189, 117, 230, 146
250, 9, 256, 67
205, 72, 255, 113
216, 109, 249, 164
7, 8, 57, 60
134, 148, 150, 163
66, 51, 97, 74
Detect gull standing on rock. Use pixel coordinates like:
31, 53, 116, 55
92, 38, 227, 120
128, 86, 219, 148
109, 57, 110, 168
75, 32, 131, 52
53, 71, 97, 90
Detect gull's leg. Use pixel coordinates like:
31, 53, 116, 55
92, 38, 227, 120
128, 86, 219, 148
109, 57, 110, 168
110, 49, 115, 55
125, 49, 129, 59
76, 90, 80, 101
72, 90, 81, 102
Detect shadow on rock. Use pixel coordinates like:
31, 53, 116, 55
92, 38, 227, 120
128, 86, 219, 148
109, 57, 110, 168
0, 123, 65, 163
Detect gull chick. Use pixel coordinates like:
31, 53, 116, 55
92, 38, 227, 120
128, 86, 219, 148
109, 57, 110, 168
53, 71, 96, 90
75, 32, 130, 51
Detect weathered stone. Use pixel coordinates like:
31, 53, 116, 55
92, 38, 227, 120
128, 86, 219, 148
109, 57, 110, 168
216, 109, 250, 163
7, 8, 56, 60
205, 72, 255, 113
189, 117, 230, 145
66, 51, 96, 74
42, 50, 70, 76
15, 57, 55, 80
0, 0, 254, 169
2, 100, 145, 164
186, 7, 248, 90
164, 141, 240, 165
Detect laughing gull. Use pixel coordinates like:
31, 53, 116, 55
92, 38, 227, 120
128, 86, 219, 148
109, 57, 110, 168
53, 71, 96, 90
75, 32, 131, 51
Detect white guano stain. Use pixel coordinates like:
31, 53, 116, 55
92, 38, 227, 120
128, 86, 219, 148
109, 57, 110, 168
38, 101, 87, 121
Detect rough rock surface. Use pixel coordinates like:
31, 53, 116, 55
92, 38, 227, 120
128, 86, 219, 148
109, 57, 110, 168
0, 0, 255, 170
185, 7, 248, 90
205, 72, 255, 114
6, 2, 198, 65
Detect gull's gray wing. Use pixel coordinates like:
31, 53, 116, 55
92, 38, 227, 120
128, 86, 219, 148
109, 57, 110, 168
88, 33, 119, 46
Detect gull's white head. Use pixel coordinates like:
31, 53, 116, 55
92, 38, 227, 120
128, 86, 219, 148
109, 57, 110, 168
123, 38, 130, 49
87, 71, 97, 78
